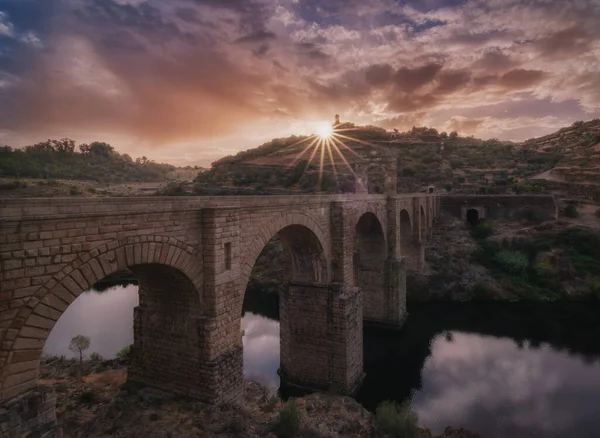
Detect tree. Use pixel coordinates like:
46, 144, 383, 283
69, 335, 91, 374
449, 131, 458, 138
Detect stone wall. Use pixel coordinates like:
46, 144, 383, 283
0, 386, 60, 438
440, 194, 558, 222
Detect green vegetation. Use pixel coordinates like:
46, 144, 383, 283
271, 401, 301, 438
470, 221, 493, 239
473, 227, 600, 300
89, 352, 103, 362
157, 181, 188, 196
0, 139, 175, 183
493, 250, 529, 276
373, 401, 420, 438
595, 208, 600, 218
116, 345, 131, 360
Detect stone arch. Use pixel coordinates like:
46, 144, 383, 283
400, 208, 421, 271
354, 212, 386, 322
366, 165, 386, 194
466, 208, 479, 225
400, 209, 412, 251
237, 213, 330, 314
1, 237, 204, 402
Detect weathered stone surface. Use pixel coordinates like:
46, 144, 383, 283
0, 194, 439, 416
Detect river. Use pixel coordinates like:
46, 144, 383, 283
44, 284, 600, 438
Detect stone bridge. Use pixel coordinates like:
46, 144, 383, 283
0, 193, 439, 435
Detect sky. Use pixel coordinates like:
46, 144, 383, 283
0, 0, 599, 166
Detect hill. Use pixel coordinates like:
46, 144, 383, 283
0, 138, 179, 183
194, 119, 600, 197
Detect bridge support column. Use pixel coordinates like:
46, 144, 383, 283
128, 307, 239, 403
279, 282, 363, 395
364, 258, 407, 329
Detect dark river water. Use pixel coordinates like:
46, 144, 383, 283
44, 285, 600, 438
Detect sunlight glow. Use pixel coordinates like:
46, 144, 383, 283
316, 122, 333, 139
282, 117, 378, 192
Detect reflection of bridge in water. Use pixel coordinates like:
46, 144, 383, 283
1, 190, 439, 436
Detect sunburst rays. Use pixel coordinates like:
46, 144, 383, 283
282, 122, 376, 191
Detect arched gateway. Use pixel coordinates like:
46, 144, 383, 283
0, 193, 438, 436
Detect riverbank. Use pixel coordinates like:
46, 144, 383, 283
40, 358, 479, 437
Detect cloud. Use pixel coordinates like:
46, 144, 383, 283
0, 11, 14, 36
0, 0, 599, 165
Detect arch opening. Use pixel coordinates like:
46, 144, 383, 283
4, 242, 207, 403
400, 209, 419, 271
354, 212, 386, 321
466, 208, 479, 226
240, 224, 329, 390
367, 166, 386, 194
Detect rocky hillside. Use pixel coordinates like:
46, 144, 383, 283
193, 119, 600, 196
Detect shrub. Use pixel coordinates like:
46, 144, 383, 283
271, 401, 301, 438
443, 183, 452, 192
471, 221, 493, 239
595, 208, 600, 218
494, 250, 529, 275
564, 204, 579, 218
90, 352, 103, 362
69, 186, 82, 196
533, 260, 556, 278
116, 345, 131, 360
373, 401, 420, 438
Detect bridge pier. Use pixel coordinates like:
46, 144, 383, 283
363, 258, 408, 329
279, 282, 364, 395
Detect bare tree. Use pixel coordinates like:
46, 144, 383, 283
69, 335, 91, 376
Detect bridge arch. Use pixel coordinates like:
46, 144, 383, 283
366, 165, 386, 194
354, 212, 386, 322
1, 237, 204, 401
237, 213, 330, 315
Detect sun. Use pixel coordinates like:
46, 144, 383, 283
316, 122, 333, 139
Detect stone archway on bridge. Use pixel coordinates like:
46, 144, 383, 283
354, 212, 386, 323
366, 166, 386, 194
353, 156, 398, 194
0, 237, 209, 403
400, 208, 421, 272
237, 213, 331, 303
238, 214, 361, 395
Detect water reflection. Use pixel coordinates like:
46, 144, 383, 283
43, 286, 600, 437
412, 331, 600, 437
241, 312, 280, 389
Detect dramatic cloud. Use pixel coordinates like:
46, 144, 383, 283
0, 0, 599, 164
